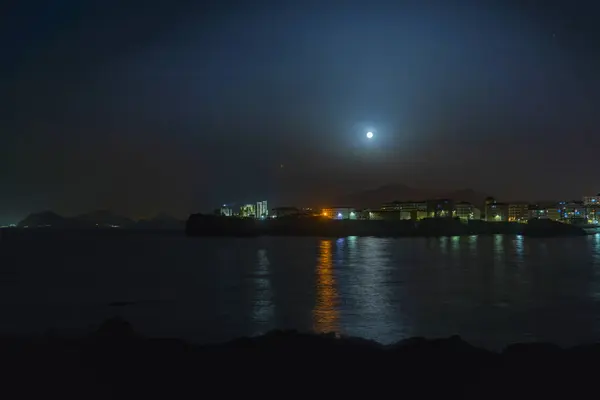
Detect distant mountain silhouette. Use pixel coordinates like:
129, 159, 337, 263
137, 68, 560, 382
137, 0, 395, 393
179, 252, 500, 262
17, 211, 82, 228
17, 210, 184, 230
334, 184, 489, 208
75, 210, 135, 228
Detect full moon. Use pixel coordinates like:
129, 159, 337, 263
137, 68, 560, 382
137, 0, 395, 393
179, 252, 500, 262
366, 131, 373, 139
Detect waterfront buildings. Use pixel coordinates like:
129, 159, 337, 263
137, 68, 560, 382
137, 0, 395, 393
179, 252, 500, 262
321, 207, 357, 220
529, 203, 561, 221
403, 202, 428, 220
558, 201, 586, 223
380, 201, 428, 220
381, 201, 404, 211
484, 197, 508, 222
545, 204, 562, 221
240, 204, 256, 218
427, 199, 455, 218
220, 205, 233, 217
219, 200, 269, 218
586, 207, 600, 224
583, 194, 600, 206
455, 202, 480, 221
508, 203, 529, 222
216, 190, 600, 226
529, 205, 549, 220
582, 195, 600, 223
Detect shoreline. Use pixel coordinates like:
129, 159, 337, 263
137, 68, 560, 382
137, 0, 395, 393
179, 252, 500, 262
2, 226, 595, 239
186, 214, 593, 238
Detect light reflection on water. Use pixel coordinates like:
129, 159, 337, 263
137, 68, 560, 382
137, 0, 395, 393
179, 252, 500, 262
589, 234, 600, 300
251, 249, 274, 333
513, 235, 525, 261
244, 236, 600, 348
593, 233, 600, 265
4, 234, 600, 349
439, 236, 449, 256
313, 240, 339, 333
468, 235, 478, 253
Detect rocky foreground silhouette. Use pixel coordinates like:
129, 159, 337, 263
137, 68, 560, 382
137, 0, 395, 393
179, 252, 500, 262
2, 317, 598, 399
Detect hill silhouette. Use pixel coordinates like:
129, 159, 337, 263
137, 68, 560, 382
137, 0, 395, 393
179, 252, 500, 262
17, 211, 81, 228
17, 211, 184, 230
75, 210, 136, 228
334, 184, 489, 208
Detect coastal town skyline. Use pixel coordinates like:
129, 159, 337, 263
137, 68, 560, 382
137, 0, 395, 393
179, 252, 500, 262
7, 186, 600, 229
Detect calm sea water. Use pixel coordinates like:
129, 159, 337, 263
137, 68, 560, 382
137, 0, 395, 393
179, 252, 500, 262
2, 233, 600, 349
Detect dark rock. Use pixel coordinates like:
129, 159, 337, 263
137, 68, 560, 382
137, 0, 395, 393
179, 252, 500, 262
2, 319, 600, 398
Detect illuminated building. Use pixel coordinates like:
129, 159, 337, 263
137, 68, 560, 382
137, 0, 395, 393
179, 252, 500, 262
528, 203, 560, 221
586, 207, 600, 224
380, 201, 427, 220
583, 195, 600, 224
529, 206, 547, 219
321, 206, 357, 220
381, 201, 403, 211
455, 202, 481, 221
558, 201, 586, 223
546, 206, 561, 221
484, 197, 508, 221
508, 203, 529, 222
426, 199, 455, 218
583, 194, 600, 206
256, 200, 268, 218
367, 210, 384, 220
240, 204, 256, 218
367, 209, 402, 220
220, 205, 233, 217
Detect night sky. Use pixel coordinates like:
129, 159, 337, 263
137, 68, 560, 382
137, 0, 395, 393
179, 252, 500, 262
2, 0, 600, 223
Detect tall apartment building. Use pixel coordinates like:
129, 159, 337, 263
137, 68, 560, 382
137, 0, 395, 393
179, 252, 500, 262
220, 205, 233, 216
256, 200, 268, 218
